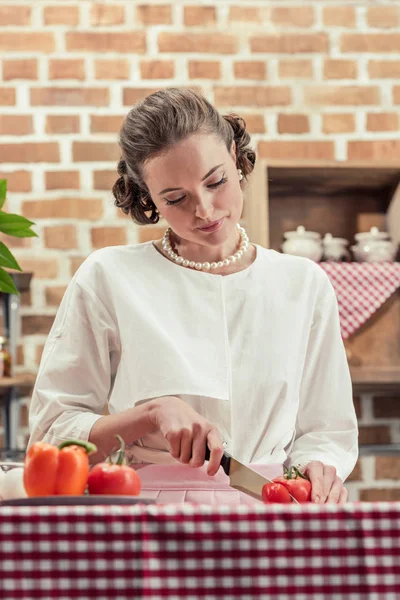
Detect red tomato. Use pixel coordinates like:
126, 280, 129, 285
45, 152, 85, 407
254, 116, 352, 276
87, 463, 141, 496
274, 476, 311, 503
87, 435, 141, 496
262, 482, 292, 504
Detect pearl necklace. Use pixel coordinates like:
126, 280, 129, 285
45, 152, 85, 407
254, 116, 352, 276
161, 223, 250, 271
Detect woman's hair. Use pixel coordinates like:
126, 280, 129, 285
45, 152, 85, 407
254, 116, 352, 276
112, 87, 256, 225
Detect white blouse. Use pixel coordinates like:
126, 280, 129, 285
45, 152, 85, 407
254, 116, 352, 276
28, 242, 359, 481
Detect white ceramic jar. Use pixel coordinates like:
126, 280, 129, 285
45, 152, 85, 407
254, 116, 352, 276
323, 233, 350, 262
351, 227, 397, 262
282, 225, 323, 262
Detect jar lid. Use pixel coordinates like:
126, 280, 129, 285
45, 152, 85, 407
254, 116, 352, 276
355, 226, 389, 242
283, 225, 321, 240
323, 233, 349, 245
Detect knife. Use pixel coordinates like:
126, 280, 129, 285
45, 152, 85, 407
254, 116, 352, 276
204, 447, 299, 504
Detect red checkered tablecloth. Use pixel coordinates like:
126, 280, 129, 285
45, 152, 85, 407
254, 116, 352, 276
320, 262, 400, 339
1, 502, 400, 599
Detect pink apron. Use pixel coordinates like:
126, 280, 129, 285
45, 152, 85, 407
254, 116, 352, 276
134, 462, 284, 506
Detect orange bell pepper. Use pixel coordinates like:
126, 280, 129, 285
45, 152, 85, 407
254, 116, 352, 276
23, 439, 97, 497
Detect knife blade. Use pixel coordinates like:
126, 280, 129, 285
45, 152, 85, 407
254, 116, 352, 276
204, 447, 299, 504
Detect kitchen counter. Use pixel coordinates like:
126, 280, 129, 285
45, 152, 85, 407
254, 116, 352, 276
0, 501, 399, 599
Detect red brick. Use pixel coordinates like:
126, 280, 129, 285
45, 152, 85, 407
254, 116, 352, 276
44, 225, 77, 250
66, 32, 146, 54
22, 198, 103, 220
22, 316, 55, 336
358, 425, 391, 444
347, 460, 362, 481
250, 33, 328, 54
17, 258, 59, 280
69, 257, 86, 276
354, 396, 362, 419
158, 33, 237, 54
214, 86, 291, 107
278, 114, 310, 134
322, 114, 356, 134
0, 5, 31, 25
393, 86, 400, 104
367, 113, 399, 132
45, 115, 80, 134
369, 60, 400, 78
0, 33, 54, 52
0, 143, 59, 163
140, 60, 174, 79
136, 5, 172, 25
72, 142, 119, 162
0, 88, 15, 105
45, 286, 67, 307
305, 86, 380, 106
271, 6, 314, 28
2, 233, 32, 249
0, 115, 32, 135
341, 34, 400, 53
348, 140, 400, 161
90, 115, 123, 134
258, 140, 334, 161
93, 170, 117, 190
44, 5, 79, 26
188, 61, 221, 80
35, 344, 45, 365
360, 489, 400, 501
242, 114, 265, 134
138, 226, 167, 243
45, 171, 80, 190
228, 7, 261, 23
91, 3, 125, 26
123, 87, 160, 105
234, 61, 266, 80
91, 227, 127, 248
3, 59, 37, 80
375, 456, 400, 480
367, 7, 400, 28
184, 6, 216, 26
279, 60, 313, 79
324, 59, 357, 80
94, 59, 131, 80
373, 396, 400, 418
31, 87, 108, 107
17, 345, 24, 367
0, 171, 31, 193
49, 59, 85, 80
323, 6, 355, 28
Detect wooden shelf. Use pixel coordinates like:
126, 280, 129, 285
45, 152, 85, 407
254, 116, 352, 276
0, 373, 36, 390
351, 367, 400, 393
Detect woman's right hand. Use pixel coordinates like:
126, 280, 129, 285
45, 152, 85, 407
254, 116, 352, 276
149, 396, 224, 476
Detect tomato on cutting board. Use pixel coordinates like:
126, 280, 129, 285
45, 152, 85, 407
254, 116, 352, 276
87, 435, 141, 496
262, 466, 312, 504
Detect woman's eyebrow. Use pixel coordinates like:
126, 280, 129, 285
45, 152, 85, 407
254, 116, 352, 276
158, 163, 224, 195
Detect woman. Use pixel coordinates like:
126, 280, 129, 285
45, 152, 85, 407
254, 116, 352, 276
28, 88, 358, 505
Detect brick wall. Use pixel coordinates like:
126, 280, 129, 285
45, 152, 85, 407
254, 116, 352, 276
1, 1, 399, 498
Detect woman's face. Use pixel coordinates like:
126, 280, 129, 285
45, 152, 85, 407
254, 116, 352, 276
144, 132, 243, 246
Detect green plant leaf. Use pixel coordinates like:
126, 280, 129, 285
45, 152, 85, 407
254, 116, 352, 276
4, 228, 38, 238
0, 180, 7, 210
0, 212, 36, 235
0, 266, 18, 295
0, 242, 22, 271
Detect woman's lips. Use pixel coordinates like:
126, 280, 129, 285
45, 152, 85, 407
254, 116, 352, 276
197, 218, 224, 233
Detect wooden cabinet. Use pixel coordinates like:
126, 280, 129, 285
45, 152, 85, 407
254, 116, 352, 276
243, 160, 400, 386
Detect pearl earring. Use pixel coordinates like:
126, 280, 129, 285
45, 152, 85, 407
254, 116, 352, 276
238, 169, 243, 181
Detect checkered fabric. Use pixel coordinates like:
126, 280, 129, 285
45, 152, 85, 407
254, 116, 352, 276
1, 502, 400, 599
320, 262, 400, 339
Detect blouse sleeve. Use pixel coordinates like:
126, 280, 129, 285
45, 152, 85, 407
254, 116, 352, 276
28, 276, 121, 448
285, 272, 359, 482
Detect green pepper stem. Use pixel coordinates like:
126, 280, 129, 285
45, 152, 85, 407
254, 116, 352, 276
114, 434, 126, 466
58, 439, 97, 454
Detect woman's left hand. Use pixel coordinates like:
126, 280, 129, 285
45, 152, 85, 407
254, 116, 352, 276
302, 461, 348, 504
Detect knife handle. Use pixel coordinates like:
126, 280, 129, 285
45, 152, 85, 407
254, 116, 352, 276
204, 446, 231, 476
